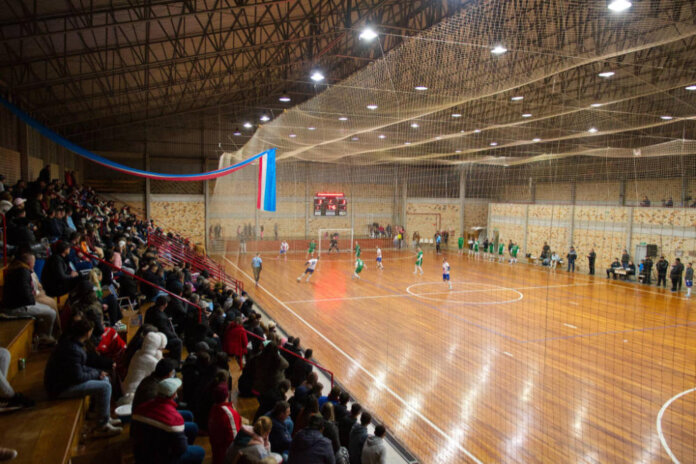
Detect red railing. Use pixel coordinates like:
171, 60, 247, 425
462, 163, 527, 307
71, 246, 203, 321
244, 329, 334, 388
148, 233, 243, 294
1, 212, 6, 267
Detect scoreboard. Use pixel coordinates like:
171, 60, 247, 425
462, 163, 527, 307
314, 192, 348, 216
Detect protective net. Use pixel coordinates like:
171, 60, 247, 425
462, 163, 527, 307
210, 2, 696, 463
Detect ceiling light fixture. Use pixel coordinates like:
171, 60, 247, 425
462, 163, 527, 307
351, 137, 359, 141
532, 138, 541, 142
404, 142, 411, 145
451, 113, 462, 118
308, 126, 316, 130
491, 45, 508, 55
660, 115, 673, 120
359, 27, 378, 42
310, 71, 325, 82
289, 133, 297, 138
474, 129, 481, 133
522, 113, 532, 118
598, 71, 615, 78
410, 123, 419, 128
233, 128, 242, 136
588, 127, 598, 133
414, 86, 428, 91
686, 85, 696, 91
278, 92, 291, 103
511, 96, 524, 101
591, 103, 603, 107
366, 104, 378, 110
243, 122, 253, 129
455, 150, 462, 153
338, 117, 348, 121
490, 142, 498, 146
260, 113, 270, 122
608, 0, 632, 12
378, 134, 386, 139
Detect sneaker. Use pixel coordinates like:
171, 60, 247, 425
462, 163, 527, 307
91, 422, 123, 438
8, 393, 34, 409
37, 335, 57, 347
108, 417, 122, 426
0, 400, 22, 414
0, 447, 17, 461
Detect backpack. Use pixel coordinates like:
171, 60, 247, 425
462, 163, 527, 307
335, 446, 350, 464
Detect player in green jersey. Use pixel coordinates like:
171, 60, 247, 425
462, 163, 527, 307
307, 239, 316, 258
413, 246, 424, 275
498, 242, 505, 263
352, 257, 365, 279
458, 236, 464, 255
510, 243, 519, 264
354, 241, 361, 258
473, 239, 480, 260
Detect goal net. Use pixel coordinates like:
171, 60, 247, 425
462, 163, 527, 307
318, 228, 354, 256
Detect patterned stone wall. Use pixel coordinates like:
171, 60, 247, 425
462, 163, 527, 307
526, 205, 571, 257
631, 208, 696, 263
406, 199, 460, 239
150, 195, 205, 244
464, 201, 489, 229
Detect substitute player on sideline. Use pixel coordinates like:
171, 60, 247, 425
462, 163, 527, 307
458, 235, 465, 255
376, 246, 384, 270
414, 246, 424, 275
297, 257, 319, 282
442, 257, 452, 290
279, 240, 289, 261
352, 256, 365, 280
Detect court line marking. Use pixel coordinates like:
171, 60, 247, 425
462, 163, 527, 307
563, 323, 578, 329
284, 282, 592, 304
223, 256, 484, 464
657, 386, 696, 464
406, 282, 523, 305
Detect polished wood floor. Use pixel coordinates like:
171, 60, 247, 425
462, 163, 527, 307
216, 247, 696, 464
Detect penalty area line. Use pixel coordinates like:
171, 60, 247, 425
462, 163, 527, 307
222, 256, 483, 464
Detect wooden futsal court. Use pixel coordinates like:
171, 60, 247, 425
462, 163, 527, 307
216, 246, 696, 464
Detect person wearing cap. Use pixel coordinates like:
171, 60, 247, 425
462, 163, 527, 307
131, 377, 205, 464
207, 383, 242, 464
132, 358, 178, 409
287, 413, 335, 464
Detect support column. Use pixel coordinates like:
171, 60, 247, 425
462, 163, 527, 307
304, 165, 310, 239
619, 178, 626, 206
568, 205, 576, 248
392, 171, 399, 226
401, 178, 408, 228
523, 204, 529, 254
626, 207, 634, 256
459, 169, 466, 238
529, 177, 536, 204
682, 175, 688, 207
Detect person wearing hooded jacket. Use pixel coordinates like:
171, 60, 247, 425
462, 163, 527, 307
287, 413, 335, 464
121, 331, 168, 399
361, 425, 386, 464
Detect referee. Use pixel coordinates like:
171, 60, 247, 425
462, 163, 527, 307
251, 252, 263, 286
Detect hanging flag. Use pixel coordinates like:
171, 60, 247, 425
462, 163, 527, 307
0, 96, 276, 210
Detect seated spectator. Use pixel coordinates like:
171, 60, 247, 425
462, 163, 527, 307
349, 411, 372, 464
321, 402, 341, 454
1, 250, 57, 344
294, 394, 320, 436
122, 331, 168, 400
287, 414, 335, 464
223, 317, 248, 368
640, 195, 651, 207
361, 425, 386, 464
208, 383, 242, 464
624, 261, 636, 279
0, 191, 12, 214
257, 379, 291, 422
131, 378, 205, 464
41, 241, 80, 297
268, 401, 293, 460
0, 347, 35, 412
665, 197, 674, 207
144, 295, 183, 363
44, 319, 122, 437
291, 372, 318, 419
7, 210, 37, 247
606, 258, 622, 279
225, 416, 273, 462
132, 358, 178, 409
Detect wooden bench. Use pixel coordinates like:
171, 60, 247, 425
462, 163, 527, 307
0, 323, 86, 464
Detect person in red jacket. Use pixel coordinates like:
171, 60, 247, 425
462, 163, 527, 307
223, 317, 248, 368
207, 383, 242, 464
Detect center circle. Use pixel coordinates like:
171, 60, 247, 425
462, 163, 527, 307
405, 281, 524, 305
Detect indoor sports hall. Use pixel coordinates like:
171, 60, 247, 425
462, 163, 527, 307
0, 1, 695, 464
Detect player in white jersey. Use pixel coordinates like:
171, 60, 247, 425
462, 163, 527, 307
442, 257, 452, 289
375, 246, 383, 270
279, 240, 290, 261
297, 257, 319, 282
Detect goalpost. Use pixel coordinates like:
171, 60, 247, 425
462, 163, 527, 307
318, 228, 354, 256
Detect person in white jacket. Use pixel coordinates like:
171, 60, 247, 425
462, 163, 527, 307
121, 331, 168, 401
361, 425, 386, 464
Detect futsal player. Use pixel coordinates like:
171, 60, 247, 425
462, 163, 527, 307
297, 257, 319, 282
498, 241, 505, 263
510, 242, 519, 264
473, 239, 479, 260
686, 263, 693, 297
307, 239, 316, 258
458, 235, 464, 255
352, 257, 365, 280
442, 257, 452, 289
279, 240, 289, 261
328, 233, 339, 253
414, 246, 424, 275
376, 246, 383, 270
354, 241, 361, 258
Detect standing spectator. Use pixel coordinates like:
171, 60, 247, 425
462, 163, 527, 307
144, 296, 183, 363
361, 425, 386, 464
642, 256, 654, 284
685, 263, 693, 298
338, 403, 361, 448
287, 414, 335, 464
665, 197, 674, 207
132, 358, 178, 409
44, 319, 122, 437
252, 253, 263, 286
253, 341, 289, 397
208, 383, 242, 464
38, 164, 51, 184
291, 348, 314, 388
349, 411, 371, 464
587, 249, 596, 275
640, 195, 650, 207
333, 391, 350, 422
621, 250, 630, 269
566, 247, 577, 272
131, 378, 205, 464
2, 251, 57, 343
320, 402, 341, 454
223, 317, 248, 368
656, 256, 669, 288
670, 257, 684, 292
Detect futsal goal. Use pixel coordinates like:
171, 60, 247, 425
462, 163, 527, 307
318, 228, 354, 256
